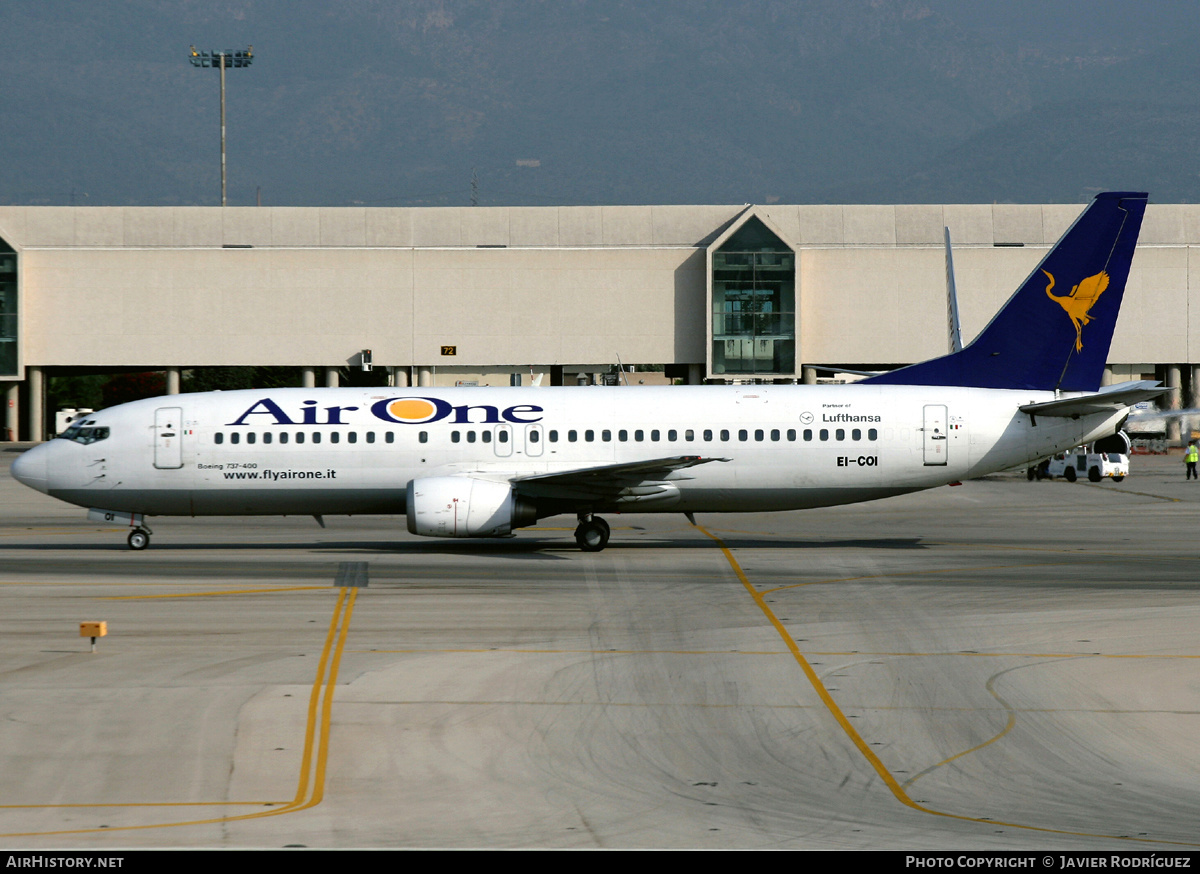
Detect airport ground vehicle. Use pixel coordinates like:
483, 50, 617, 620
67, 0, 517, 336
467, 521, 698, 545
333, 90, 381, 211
1028, 430, 1131, 482
1044, 446, 1128, 482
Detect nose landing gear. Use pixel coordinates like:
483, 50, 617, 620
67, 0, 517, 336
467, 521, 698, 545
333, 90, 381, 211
574, 514, 610, 552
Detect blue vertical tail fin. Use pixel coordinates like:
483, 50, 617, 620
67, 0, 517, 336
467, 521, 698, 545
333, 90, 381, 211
863, 191, 1148, 392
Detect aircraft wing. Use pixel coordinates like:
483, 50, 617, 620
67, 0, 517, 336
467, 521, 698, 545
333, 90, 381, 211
511, 455, 729, 500
1019, 381, 1169, 418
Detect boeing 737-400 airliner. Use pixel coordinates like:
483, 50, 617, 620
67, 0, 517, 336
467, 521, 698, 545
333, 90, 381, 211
11, 192, 1165, 551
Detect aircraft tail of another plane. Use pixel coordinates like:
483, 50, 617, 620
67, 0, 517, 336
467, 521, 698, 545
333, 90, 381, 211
863, 191, 1148, 392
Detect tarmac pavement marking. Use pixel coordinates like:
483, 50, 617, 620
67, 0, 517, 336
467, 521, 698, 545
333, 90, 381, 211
0, 585, 358, 839
693, 521, 1200, 848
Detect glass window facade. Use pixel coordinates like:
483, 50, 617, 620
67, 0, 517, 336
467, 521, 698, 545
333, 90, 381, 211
0, 240, 14, 377
711, 216, 795, 376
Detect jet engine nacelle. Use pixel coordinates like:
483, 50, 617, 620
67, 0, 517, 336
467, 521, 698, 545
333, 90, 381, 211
406, 476, 537, 538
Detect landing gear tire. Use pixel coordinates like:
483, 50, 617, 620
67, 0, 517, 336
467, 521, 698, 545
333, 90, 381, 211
575, 519, 610, 552
1064, 467, 1077, 482
1088, 466, 1102, 483
1027, 467, 1036, 481
1112, 475, 1125, 482
127, 529, 150, 550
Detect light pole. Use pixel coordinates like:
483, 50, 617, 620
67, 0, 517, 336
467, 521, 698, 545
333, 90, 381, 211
189, 46, 254, 206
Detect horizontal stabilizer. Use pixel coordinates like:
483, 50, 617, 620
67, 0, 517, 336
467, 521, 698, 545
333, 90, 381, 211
1127, 405, 1200, 424
805, 365, 884, 378
945, 226, 963, 354
1018, 381, 1168, 418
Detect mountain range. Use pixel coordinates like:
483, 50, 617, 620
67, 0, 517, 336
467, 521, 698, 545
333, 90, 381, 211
2, 0, 1197, 206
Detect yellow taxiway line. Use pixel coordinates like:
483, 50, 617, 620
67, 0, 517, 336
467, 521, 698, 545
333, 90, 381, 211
0, 588, 357, 838
693, 521, 1200, 848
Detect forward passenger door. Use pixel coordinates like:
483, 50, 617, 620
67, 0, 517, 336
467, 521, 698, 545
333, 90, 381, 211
154, 407, 184, 470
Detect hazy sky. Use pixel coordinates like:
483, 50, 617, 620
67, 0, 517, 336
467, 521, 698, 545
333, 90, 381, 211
4, 1, 1199, 206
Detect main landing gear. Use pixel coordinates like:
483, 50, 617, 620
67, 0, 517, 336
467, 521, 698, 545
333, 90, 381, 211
127, 524, 153, 550
575, 514, 610, 552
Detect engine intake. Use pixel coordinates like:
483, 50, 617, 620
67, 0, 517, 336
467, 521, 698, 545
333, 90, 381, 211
406, 477, 537, 538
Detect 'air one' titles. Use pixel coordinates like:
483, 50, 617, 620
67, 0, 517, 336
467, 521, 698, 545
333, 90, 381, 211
227, 397, 545, 427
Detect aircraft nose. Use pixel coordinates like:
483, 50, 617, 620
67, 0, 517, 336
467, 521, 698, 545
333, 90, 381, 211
11, 443, 49, 494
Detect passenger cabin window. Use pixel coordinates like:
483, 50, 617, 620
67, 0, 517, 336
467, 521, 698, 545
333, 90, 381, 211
312, 432, 322, 444
296, 432, 305, 444
385, 432, 395, 444
247, 433, 256, 445
214, 432, 224, 445
230, 432, 240, 445
280, 432, 289, 444
348, 432, 357, 444
419, 431, 429, 444
330, 432, 340, 444
263, 432, 272, 444
366, 432, 375, 444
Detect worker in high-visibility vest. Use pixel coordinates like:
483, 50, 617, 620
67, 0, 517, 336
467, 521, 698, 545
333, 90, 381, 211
1186, 441, 1199, 480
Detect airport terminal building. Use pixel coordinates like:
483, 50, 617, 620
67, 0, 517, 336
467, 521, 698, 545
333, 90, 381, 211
1, 200, 1197, 441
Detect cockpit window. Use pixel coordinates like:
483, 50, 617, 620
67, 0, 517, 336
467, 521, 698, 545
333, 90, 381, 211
58, 424, 110, 445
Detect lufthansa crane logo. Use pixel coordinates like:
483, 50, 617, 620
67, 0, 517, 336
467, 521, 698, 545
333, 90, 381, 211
1043, 268, 1109, 352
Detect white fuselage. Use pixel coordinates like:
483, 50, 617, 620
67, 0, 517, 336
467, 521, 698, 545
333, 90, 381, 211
15, 385, 1124, 521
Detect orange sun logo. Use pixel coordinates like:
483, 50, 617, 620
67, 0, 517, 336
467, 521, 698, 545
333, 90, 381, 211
387, 399, 438, 422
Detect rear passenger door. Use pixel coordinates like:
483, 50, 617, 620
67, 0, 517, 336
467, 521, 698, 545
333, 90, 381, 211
922, 404, 948, 466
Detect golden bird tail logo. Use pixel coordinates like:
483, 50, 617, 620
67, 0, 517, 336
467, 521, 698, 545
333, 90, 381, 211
1043, 268, 1109, 352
